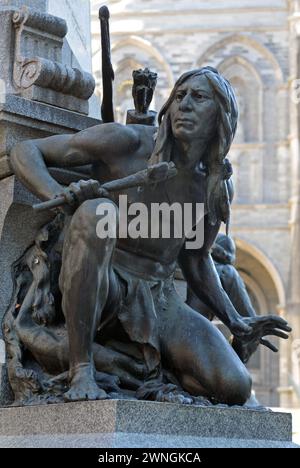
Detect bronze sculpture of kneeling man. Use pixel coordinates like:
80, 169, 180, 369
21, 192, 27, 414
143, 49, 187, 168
9, 67, 291, 406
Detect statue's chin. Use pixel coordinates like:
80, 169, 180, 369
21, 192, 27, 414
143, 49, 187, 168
172, 126, 195, 140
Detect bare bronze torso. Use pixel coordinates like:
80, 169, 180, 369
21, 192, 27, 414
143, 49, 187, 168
91, 126, 207, 264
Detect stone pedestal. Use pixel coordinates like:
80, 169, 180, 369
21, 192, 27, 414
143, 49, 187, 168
0, 400, 297, 448
126, 109, 157, 126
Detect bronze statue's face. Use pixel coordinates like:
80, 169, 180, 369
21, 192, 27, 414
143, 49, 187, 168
169, 75, 218, 142
211, 243, 236, 265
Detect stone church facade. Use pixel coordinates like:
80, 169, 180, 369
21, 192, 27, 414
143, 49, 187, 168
90, 0, 300, 409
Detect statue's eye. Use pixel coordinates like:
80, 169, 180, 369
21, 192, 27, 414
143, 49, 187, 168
194, 93, 204, 100
175, 92, 185, 102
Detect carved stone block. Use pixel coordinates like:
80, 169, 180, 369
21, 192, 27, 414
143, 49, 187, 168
0, 6, 96, 115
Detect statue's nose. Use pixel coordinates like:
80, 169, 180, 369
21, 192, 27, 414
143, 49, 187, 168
179, 93, 192, 111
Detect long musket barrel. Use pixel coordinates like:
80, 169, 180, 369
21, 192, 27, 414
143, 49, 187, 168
99, 6, 114, 123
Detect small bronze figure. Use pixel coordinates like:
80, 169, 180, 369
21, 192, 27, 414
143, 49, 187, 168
126, 68, 158, 126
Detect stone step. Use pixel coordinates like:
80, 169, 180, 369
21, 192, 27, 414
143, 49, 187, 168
0, 399, 298, 448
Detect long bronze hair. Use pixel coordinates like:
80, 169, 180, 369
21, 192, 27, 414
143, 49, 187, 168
149, 66, 238, 233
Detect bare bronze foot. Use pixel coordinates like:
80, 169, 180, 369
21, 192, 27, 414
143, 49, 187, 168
64, 365, 108, 402
156, 391, 193, 405
136, 382, 193, 405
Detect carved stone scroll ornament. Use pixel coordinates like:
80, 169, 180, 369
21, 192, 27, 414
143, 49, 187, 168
12, 6, 67, 36
13, 57, 95, 100
12, 6, 95, 113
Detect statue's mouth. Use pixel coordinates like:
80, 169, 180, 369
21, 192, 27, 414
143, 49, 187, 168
175, 118, 194, 125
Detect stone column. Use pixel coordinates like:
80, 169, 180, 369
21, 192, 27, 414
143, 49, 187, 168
0, 0, 100, 404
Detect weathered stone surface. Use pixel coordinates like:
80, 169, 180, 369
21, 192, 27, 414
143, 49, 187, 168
22, 86, 89, 115
0, 365, 13, 407
48, 0, 93, 75
0, 94, 100, 171
0, 336, 13, 406
0, 399, 297, 448
0, 341, 11, 406
0, 399, 292, 439
0, 10, 18, 95
0, 1, 47, 10
0, 340, 4, 364
0, 5, 95, 115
